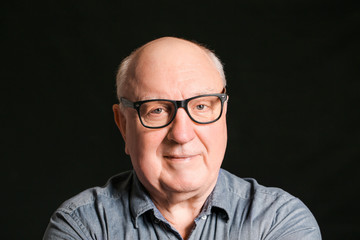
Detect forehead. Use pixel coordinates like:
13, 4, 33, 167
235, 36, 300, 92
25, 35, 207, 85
127, 39, 223, 100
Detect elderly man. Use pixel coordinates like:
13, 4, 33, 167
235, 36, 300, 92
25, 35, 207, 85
43, 37, 321, 240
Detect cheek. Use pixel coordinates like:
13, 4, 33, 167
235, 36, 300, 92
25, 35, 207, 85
126, 125, 167, 165
201, 119, 227, 161
127, 128, 169, 187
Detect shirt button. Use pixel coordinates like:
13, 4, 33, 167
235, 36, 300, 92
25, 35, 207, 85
201, 215, 207, 220
154, 219, 160, 224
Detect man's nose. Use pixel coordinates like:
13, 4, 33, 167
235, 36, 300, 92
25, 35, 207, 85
167, 108, 196, 144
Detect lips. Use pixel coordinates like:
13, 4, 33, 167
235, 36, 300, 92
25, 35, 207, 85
163, 154, 199, 161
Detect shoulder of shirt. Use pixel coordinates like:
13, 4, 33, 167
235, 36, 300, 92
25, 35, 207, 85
218, 169, 321, 239
56, 170, 134, 214
219, 168, 295, 202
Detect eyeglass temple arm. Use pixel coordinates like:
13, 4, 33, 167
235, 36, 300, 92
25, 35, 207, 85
120, 98, 135, 108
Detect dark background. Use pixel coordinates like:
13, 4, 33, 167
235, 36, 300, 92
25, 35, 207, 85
2, 0, 359, 239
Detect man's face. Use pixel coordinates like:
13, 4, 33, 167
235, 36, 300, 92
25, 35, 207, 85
115, 38, 227, 198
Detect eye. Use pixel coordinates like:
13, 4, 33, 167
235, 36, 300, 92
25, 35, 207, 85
151, 108, 164, 114
147, 104, 172, 116
196, 104, 206, 110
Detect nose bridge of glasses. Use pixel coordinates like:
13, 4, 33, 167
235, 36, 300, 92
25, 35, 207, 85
172, 99, 193, 122
174, 99, 188, 109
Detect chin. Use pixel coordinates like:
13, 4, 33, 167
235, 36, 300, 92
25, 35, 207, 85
165, 182, 201, 194
163, 172, 209, 193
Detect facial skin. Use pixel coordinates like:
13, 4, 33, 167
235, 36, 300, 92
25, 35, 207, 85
113, 37, 228, 205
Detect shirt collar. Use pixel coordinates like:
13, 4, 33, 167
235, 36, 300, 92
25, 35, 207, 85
129, 169, 234, 227
129, 171, 157, 228
200, 169, 232, 221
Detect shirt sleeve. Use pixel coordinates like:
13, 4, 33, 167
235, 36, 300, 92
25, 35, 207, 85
43, 210, 91, 240
265, 197, 322, 240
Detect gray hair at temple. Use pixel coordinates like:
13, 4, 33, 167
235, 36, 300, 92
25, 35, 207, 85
115, 38, 226, 101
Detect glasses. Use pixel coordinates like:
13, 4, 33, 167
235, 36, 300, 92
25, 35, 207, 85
120, 92, 228, 129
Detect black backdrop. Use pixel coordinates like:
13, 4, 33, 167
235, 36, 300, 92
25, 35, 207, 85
2, 0, 359, 239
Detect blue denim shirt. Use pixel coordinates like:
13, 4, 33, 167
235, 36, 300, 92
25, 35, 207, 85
43, 169, 321, 239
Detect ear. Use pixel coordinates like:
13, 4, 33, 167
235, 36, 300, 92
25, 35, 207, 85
112, 104, 129, 154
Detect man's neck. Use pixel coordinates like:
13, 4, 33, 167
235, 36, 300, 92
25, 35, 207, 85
149, 183, 216, 240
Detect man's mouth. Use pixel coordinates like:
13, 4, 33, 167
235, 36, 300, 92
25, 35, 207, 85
163, 154, 198, 162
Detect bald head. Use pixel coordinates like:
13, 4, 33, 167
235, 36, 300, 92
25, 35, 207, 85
115, 37, 226, 101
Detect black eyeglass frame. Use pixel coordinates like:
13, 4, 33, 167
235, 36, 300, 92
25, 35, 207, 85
120, 92, 228, 129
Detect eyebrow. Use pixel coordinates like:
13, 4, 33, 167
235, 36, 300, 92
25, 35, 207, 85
190, 87, 226, 97
192, 88, 217, 96
136, 88, 224, 102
